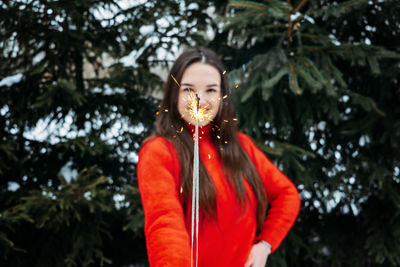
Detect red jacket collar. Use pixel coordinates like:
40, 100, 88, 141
185, 122, 213, 141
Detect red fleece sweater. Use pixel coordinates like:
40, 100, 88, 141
137, 124, 301, 267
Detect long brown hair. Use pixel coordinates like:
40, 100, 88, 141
154, 48, 267, 234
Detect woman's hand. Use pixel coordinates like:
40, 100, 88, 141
244, 241, 270, 267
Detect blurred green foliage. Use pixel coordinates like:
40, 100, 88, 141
0, 0, 215, 265
216, 0, 400, 266
1, 0, 400, 266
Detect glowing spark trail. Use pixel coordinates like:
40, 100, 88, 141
171, 74, 180, 87
185, 91, 213, 124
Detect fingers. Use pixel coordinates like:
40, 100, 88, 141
244, 259, 253, 267
244, 252, 254, 267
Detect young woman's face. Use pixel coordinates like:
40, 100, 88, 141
178, 62, 222, 126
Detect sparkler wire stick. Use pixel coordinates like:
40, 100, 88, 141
191, 94, 200, 267
195, 95, 200, 267
170, 73, 210, 267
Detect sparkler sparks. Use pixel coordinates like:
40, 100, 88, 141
171, 74, 180, 87
184, 90, 214, 124
171, 73, 214, 125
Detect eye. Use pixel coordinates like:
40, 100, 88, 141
207, 88, 217, 93
183, 88, 193, 92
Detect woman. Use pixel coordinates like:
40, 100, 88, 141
137, 48, 301, 267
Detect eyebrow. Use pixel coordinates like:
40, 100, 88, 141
180, 83, 194, 88
180, 83, 219, 88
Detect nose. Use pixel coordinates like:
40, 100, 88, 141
197, 92, 209, 108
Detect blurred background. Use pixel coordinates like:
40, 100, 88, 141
1, 0, 399, 266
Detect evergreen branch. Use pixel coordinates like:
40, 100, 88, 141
324, 55, 347, 88
111, 2, 147, 21
243, 25, 287, 36
292, 14, 305, 25
306, 0, 369, 18
298, 57, 327, 87
297, 44, 400, 60
241, 85, 258, 102
259, 139, 316, 158
294, 62, 323, 90
342, 0, 368, 9
297, 34, 332, 41
345, 90, 386, 117
289, 62, 302, 94
233, 32, 285, 39
339, 116, 378, 135
367, 55, 381, 74
230, 1, 268, 10
259, 143, 283, 156
262, 68, 288, 89
216, 16, 241, 21
287, 0, 292, 50
292, 0, 308, 14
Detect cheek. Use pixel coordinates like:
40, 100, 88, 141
211, 98, 221, 117
177, 93, 187, 115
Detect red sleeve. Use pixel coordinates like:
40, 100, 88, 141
137, 137, 190, 267
238, 133, 301, 253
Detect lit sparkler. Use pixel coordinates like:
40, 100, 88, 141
186, 92, 214, 267
191, 93, 200, 267
171, 74, 214, 125
171, 74, 214, 267
184, 90, 214, 126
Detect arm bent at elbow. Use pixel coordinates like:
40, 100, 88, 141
239, 133, 301, 253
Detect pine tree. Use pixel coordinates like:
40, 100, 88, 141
2, 0, 399, 265
215, 0, 400, 266
0, 0, 214, 266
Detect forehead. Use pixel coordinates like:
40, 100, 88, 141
181, 63, 221, 86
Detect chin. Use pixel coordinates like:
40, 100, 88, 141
199, 121, 211, 127
185, 119, 211, 127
